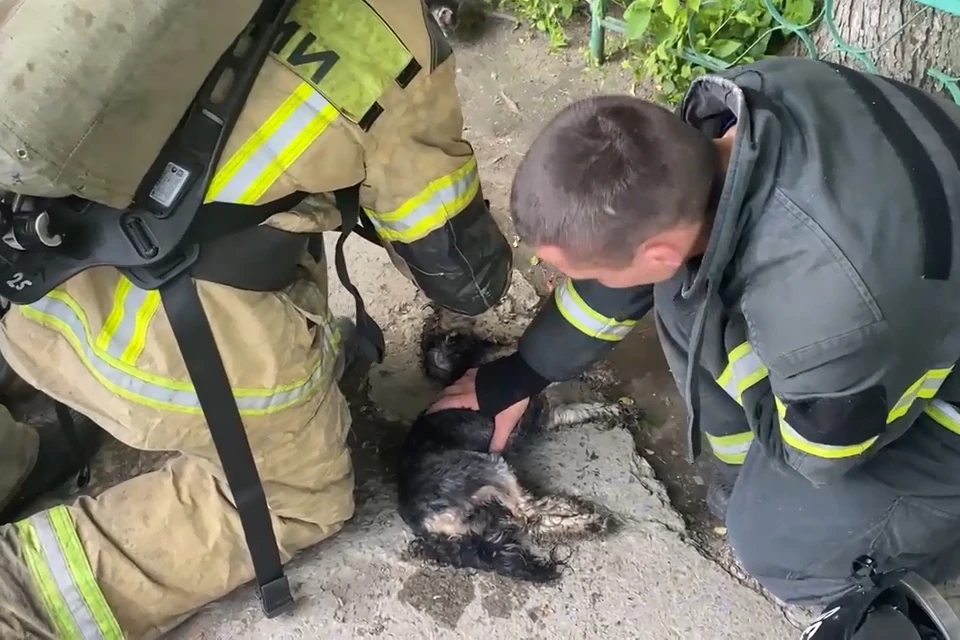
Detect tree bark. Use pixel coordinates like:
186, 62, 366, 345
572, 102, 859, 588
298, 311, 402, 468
797, 0, 960, 90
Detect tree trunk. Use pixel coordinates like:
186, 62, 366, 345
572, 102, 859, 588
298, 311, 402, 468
797, 0, 960, 90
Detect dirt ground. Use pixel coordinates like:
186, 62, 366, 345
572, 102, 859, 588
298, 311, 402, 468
14, 16, 814, 640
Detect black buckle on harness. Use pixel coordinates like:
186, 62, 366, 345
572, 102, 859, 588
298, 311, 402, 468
259, 575, 295, 618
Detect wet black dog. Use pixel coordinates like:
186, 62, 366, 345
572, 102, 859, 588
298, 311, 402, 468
396, 308, 624, 582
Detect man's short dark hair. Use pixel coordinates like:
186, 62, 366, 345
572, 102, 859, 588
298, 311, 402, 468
510, 95, 718, 268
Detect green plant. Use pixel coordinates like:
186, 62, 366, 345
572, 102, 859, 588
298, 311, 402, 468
501, 0, 579, 48
622, 0, 815, 102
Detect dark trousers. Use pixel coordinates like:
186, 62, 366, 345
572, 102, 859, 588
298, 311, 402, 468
653, 277, 960, 606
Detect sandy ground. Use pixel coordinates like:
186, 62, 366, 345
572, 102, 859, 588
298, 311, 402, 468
19, 16, 813, 640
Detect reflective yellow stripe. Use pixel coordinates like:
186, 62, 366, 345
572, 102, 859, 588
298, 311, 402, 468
706, 431, 754, 465
16, 517, 80, 639
716, 341, 769, 405
925, 399, 960, 435
95, 278, 132, 353
122, 289, 160, 365
21, 289, 337, 416
887, 367, 953, 421
776, 397, 878, 459
206, 82, 339, 205
15, 507, 123, 639
716, 342, 956, 459
777, 366, 954, 459
365, 156, 481, 244
553, 280, 637, 342
93, 276, 160, 366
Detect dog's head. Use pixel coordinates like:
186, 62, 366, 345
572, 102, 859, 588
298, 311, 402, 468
420, 306, 514, 386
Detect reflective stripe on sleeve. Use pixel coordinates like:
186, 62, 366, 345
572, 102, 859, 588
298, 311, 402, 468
21, 290, 338, 416
777, 367, 955, 459
924, 399, 960, 435
554, 280, 636, 342
706, 431, 754, 465
365, 156, 481, 244
716, 342, 769, 405
15, 506, 123, 640
775, 397, 879, 459
888, 367, 953, 421
206, 82, 339, 206
717, 342, 957, 459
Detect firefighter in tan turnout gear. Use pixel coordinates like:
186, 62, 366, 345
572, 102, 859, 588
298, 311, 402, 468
0, 0, 510, 637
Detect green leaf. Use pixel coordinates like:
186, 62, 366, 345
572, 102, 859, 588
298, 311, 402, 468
662, 19, 681, 42
624, 3, 653, 41
783, 0, 815, 24
710, 39, 742, 58
687, 0, 701, 11
661, 78, 677, 95
661, 0, 679, 19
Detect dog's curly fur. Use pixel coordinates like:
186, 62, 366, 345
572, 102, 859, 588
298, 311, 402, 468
396, 307, 624, 583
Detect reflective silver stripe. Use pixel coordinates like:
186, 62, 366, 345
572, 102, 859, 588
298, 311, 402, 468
24, 294, 333, 415
888, 367, 953, 421
706, 431, 754, 465
366, 157, 481, 244
716, 342, 768, 405
554, 280, 636, 342
29, 511, 104, 640
925, 399, 960, 435
209, 86, 334, 205
101, 285, 153, 360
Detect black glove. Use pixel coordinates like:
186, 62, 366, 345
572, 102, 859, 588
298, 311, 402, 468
474, 352, 550, 417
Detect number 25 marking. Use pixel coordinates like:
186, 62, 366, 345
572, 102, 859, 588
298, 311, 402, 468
6, 272, 33, 290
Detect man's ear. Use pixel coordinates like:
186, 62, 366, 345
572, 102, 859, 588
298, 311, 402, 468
640, 241, 685, 269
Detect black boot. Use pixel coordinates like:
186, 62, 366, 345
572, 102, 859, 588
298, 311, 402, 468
706, 461, 739, 522
0, 404, 105, 524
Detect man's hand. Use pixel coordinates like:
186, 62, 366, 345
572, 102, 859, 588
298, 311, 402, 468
426, 367, 531, 453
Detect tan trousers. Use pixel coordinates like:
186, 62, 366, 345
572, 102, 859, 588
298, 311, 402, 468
0, 248, 353, 640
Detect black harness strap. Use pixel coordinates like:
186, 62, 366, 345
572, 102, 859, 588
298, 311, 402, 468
345, 210, 382, 247
332, 186, 385, 364
159, 272, 294, 617
53, 402, 91, 489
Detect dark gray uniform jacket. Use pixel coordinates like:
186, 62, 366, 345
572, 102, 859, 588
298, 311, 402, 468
499, 57, 960, 487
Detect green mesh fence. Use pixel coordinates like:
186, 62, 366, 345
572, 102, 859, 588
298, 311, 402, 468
588, 0, 960, 104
